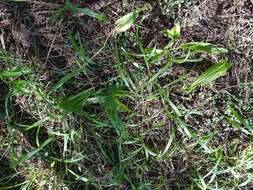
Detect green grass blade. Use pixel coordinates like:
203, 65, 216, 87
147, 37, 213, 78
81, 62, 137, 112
108, 110, 124, 135
148, 61, 172, 83
159, 127, 175, 158
0, 67, 31, 79
49, 68, 82, 95
12, 137, 53, 168
189, 59, 230, 92
58, 90, 91, 114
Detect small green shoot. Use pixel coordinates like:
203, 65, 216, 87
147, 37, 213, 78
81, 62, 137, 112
164, 23, 181, 41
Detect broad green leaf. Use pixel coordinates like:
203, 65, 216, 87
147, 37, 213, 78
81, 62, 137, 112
189, 59, 230, 91
180, 42, 228, 55
89, 95, 130, 112
107, 110, 123, 134
103, 96, 130, 112
59, 91, 91, 114
87, 87, 130, 112
115, 11, 139, 33
103, 87, 130, 97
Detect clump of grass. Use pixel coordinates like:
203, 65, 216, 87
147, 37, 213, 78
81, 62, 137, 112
0, 1, 252, 189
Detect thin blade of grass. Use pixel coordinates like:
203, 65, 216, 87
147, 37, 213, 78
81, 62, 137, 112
158, 127, 175, 158
12, 137, 53, 168
49, 68, 82, 95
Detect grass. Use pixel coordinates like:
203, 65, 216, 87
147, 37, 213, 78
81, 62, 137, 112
0, 0, 253, 190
